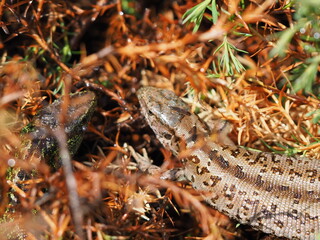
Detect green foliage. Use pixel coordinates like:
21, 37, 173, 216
21, 123, 36, 134
271, 0, 320, 57
122, 0, 138, 16
292, 55, 320, 93
260, 139, 301, 156
269, 24, 302, 58
182, 0, 219, 33
213, 35, 247, 75
305, 109, 320, 124
270, 0, 319, 95
182, 0, 319, 95
182, 1, 247, 76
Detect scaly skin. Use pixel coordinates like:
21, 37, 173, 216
137, 86, 320, 240
21, 91, 97, 170
3, 91, 96, 239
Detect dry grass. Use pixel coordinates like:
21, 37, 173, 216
0, 0, 319, 239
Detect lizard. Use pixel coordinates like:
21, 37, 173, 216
2, 90, 96, 239
137, 86, 320, 240
19, 90, 97, 170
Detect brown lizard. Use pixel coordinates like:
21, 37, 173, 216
137, 86, 320, 240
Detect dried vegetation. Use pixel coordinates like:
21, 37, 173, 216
0, 0, 319, 239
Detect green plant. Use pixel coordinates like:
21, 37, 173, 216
213, 35, 247, 75
182, 0, 219, 33
270, 0, 320, 95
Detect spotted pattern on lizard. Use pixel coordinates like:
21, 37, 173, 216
137, 86, 320, 240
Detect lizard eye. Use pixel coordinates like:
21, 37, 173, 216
164, 133, 172, 140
